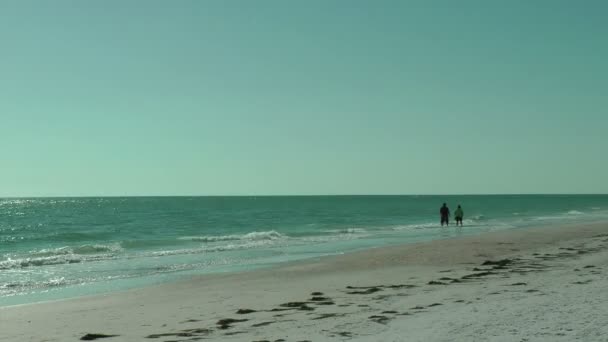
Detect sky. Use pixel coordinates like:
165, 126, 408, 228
0, 0, 606, 196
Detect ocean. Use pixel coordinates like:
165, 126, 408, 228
2, 195, 608, 307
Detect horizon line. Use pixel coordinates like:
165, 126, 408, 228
1, 193, 607, 199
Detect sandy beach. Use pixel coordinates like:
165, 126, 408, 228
3, 1, 606, 340
2, 222, 608, 342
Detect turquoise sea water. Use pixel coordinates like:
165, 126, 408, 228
2, 195, 608, 306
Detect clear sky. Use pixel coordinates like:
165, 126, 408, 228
1, 0, 606, 196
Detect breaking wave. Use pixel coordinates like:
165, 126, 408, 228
0, 244, 122, 270
179, 230, 286, 243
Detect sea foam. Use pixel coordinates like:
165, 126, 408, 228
179, 230, 286, 243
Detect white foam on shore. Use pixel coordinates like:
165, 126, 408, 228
149, 240, 286, 256
322, 228, 367, 234
0, 253, 117, 270
29, 243, 123, 257
0, 244, 123, 270
201, 240, 282, 252
1, 277, 69, 297
392, 222, 439, 230
179, 230, 286, 242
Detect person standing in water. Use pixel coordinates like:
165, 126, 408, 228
440, 203, 450, 226
454, 205, 464, 226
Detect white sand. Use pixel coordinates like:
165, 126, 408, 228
2, 222, 608, 342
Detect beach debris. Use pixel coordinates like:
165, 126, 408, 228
384, 284, 418, 289
309, 296, 335, 305
311, 291, 323, 295
348, 284, 415, 289
427, 280, 447, 285
223, 330, 247, 336
80, 334, 119, 340
179, 318, 201, 323
369, 315, 391, 324
481, 259, 514, 267
375, 293, 409, 301
252, 321, 275, 327
345, 284, 415, 294
316, 301, 336, 305
312, 313, 344, 320
278, 302, 315, 311
510, 282, 527, 286
298, 304, 315, 311
236, 308, 257, 314
216, 318, 248, 330
146, 328, 212, 339
461, 271, 496, 279
279, 301, 309, 308
346, 287, 382, 294
428, 303, 443, 307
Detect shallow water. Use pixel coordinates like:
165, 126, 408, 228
2, 195, 608, 306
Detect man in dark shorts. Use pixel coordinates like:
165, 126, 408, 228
440, 203, 450, 226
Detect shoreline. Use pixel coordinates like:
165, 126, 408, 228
2, 221, 605, 304
2, 221, 608, 341
4, 195, 608, 310
0, 219, 577, 309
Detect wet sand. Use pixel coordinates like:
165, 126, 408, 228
2, 222, 608, 342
